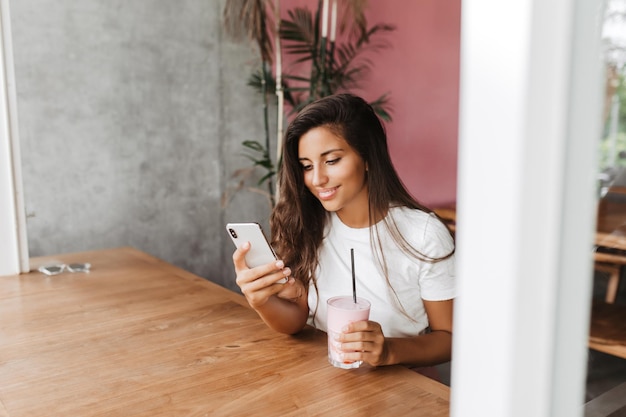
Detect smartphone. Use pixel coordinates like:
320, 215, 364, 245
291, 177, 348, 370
226, 222, 286, 284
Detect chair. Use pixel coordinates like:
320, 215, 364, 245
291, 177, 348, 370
594, 233, 626, 304
588, 301, 626, 360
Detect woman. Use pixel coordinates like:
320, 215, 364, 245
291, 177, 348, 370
233, 93, 455, 368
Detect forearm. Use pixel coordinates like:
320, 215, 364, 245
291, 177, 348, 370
384, 330, 452, 367
254, 294, 309, 335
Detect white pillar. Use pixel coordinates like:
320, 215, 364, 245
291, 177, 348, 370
0, 0, 28, 276
451, 0, 604, 416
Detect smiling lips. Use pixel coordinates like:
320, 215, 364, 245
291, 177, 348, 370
317, 187, 338, 200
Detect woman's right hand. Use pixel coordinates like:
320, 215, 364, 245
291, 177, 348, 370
233, 241, 294, 309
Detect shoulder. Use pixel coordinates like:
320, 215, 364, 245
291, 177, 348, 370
389, 206, 454, 256
389, 206, 445, 231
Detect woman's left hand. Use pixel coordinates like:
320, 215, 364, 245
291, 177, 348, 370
337, 320, 390, 367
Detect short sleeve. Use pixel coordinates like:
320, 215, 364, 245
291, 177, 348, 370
418, 214, 456, 301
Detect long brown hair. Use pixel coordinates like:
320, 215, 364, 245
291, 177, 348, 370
270, 94, 454, 294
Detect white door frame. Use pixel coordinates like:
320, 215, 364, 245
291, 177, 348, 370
451, 0, 604, 416
0, 0, 28, 276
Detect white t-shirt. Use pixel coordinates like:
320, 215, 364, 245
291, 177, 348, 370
307, 206, 456, 337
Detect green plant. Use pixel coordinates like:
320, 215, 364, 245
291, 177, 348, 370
599, 70, 626, 172
273, 4, 394, 117
223, 0, 394, 207
223, 0, 277, 206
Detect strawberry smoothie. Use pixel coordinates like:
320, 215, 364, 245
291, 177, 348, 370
326, 296, 371, 369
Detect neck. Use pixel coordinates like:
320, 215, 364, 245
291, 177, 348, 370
337, 206, 387, 229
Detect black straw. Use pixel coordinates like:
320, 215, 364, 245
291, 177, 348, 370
351, 248, 357, 303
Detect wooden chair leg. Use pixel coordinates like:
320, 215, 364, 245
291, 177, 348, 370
605, 268, 620, 304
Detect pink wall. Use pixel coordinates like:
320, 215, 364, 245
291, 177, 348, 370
280, 1, 460, 207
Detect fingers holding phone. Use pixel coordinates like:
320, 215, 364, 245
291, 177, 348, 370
233, 242, 304, 307
228, 223, 292, 308
233, 241, 289, 284
234, 251, 293, 308
227, 222, 286, 282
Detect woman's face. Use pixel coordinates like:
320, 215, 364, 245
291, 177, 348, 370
298, 126, 369, 227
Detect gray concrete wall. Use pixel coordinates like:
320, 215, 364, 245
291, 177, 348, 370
10, 0, 273, 291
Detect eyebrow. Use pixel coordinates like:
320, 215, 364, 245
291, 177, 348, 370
298, 148, 344, 161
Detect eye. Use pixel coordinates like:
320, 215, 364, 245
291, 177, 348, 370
326, 158, 340, 165
300, 163, 313, 171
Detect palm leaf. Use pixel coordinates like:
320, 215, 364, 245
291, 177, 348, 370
241, 140, 276, 186
223, 0, 274, 63
337, 0, 368, 38
369, 93, 393, 122
247, 69, 296, 106
280, 8, 317, 61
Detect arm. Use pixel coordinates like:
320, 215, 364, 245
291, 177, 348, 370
383, 299, 453, 366
338, 299, 453, 367
233, 241, 309, 334
252, 282, 309, 335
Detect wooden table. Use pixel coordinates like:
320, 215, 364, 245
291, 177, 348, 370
0, 247, 450, 417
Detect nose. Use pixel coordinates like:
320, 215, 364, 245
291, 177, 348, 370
311, 165, 328, 187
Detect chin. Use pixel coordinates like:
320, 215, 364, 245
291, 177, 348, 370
319, 200, 341, 212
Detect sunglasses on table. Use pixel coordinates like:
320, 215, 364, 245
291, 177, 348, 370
38, 263, 91, 276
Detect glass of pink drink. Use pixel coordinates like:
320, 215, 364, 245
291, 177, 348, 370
326, 296, 371, 369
